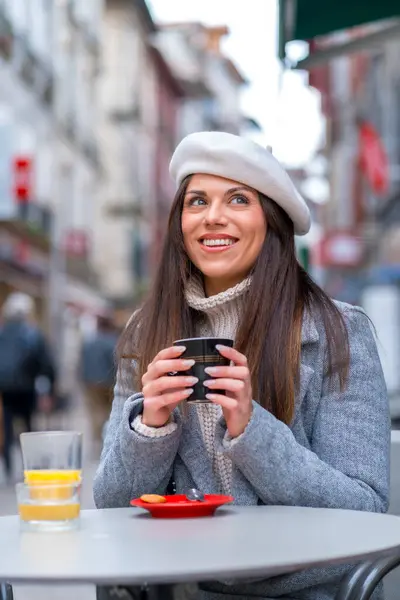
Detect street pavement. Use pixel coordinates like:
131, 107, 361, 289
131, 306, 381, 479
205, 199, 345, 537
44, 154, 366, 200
1, 405, 400, 600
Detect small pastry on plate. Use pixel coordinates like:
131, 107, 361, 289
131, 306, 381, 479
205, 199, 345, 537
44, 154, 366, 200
140, 494, 167, 504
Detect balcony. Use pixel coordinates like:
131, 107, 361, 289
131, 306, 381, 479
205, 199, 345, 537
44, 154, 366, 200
81, 137, 101, 171
63, 113, 76, 143
34, 57, 54, 107
13, 35, 35, 87
12, 34, 54, 107
16, 203, 53, 239
0, 202, 54, 256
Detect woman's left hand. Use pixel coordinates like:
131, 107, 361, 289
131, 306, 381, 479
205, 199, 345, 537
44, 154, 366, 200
204, 345, 253, 439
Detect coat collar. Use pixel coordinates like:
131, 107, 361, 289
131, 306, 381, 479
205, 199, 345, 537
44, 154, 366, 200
301, 305, 319, 345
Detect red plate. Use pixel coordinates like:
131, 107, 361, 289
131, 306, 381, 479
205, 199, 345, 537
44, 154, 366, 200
130, 494, 234, 518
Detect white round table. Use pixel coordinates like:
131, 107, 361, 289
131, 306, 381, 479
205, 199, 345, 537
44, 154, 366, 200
1, 506, 400, 599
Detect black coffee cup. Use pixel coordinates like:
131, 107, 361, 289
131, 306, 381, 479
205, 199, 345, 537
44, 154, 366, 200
173, 337, 234, 403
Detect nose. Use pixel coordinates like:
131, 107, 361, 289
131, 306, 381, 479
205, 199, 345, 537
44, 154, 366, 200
204, 200, 228, 227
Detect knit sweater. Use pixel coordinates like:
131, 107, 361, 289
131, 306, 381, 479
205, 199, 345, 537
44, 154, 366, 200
132, 276, 251, 494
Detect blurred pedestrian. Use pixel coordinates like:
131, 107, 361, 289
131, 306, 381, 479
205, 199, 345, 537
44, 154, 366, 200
0, 292, 56, 480
80, 316, 118, 446
94, 132, 390, 600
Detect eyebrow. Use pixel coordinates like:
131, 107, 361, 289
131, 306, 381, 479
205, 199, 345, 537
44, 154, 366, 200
186, 186, 252, 197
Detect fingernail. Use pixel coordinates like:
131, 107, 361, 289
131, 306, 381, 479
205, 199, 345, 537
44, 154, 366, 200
204, 367, 217, 375
183, 359, 195, 367
205, 394, 214, 400
186, 377, 199, 384
215, 345, 226, 351
174, 346, 186, 352
184, 388, 193, 396
203, 379, 215, 387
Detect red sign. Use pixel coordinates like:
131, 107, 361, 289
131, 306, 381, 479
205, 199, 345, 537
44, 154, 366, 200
314, 231, 364, 268
64, 229, 89, 258
13, 156, 34, 204
359, 122, 389, 196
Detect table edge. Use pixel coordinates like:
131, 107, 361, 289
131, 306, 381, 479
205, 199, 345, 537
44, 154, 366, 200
2, 545, 400, 587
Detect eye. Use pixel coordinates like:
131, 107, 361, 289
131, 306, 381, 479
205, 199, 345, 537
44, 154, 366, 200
187, 197, 207, 207
230, 195, 249, 205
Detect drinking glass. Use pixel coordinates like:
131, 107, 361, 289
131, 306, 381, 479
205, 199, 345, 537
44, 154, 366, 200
16, 481, 81, 531
20, 431, 82, 484
18, 431, 82, 530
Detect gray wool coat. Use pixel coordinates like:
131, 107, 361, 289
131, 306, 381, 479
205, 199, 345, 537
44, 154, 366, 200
93, 302, 390, 600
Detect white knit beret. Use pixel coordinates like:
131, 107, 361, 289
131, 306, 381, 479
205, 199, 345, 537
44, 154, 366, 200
169, 131, 311, 235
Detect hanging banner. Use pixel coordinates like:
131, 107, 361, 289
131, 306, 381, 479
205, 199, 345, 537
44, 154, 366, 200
359, 121, 389, 196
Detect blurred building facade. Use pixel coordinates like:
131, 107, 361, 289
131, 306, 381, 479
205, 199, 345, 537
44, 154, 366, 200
305, 28, 400, 304
0, 0, 253, 344
297, 23, 400, 410
96, 2, 249, 321
154, 22, 251, 138
96, 0, 158, 309
0, 0, 109, 391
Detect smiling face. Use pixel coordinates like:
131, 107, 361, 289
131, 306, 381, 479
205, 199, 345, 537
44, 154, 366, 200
181, 174, 267, 296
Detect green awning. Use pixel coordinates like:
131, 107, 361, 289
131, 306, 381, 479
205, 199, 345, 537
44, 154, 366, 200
279, 0, 400, 59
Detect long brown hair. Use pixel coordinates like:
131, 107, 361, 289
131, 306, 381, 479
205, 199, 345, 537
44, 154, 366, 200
119, 177, 349, 424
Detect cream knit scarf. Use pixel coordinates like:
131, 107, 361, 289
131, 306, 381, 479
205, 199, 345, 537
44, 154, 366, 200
184, 275, 251, 494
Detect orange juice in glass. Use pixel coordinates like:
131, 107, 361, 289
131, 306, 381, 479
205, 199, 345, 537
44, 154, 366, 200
16, 481, 81, 529
19, 431, 82, 531
24, 469, 82, 500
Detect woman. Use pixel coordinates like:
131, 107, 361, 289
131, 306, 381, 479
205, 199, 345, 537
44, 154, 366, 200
94, 132, 390, 600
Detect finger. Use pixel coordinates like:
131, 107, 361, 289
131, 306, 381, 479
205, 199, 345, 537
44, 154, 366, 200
144, 375, 198, 396
204, 378, 245, 393
145, 387, 193, 410
204, 366, 249, 380
148, 358, 195, 379
151, 345, 187, 365
205, 393, 238, 410
143, 358, 194, 385
216, 345, 248, 366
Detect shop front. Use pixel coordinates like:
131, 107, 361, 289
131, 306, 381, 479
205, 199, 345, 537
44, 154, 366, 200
0, 224, 49, 328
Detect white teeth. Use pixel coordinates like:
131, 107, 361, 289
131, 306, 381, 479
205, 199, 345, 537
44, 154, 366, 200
202, 238, 235, 247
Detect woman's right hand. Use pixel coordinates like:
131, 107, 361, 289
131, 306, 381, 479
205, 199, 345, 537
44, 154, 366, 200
141, 346, 198, 427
